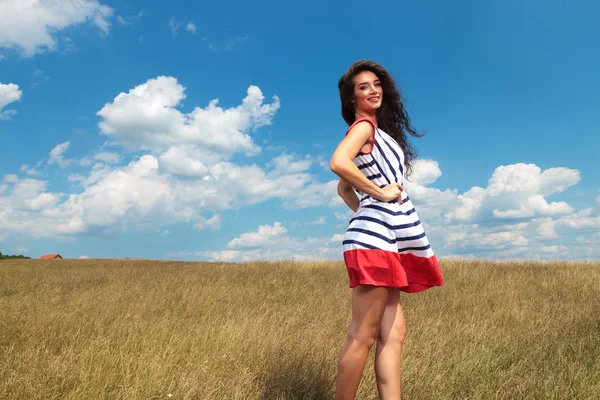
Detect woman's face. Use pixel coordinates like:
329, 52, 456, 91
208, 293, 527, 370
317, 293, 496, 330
352, 70, 382, 113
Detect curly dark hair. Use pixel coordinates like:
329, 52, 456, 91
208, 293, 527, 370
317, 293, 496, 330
338, 60, 424, 177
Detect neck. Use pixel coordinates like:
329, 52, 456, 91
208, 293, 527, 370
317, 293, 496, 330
355, 110, 377, 126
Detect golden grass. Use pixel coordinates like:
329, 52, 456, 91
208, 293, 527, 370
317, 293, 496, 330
1, 258, 599, 399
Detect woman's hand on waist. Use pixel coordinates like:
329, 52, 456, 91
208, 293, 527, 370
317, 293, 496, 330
376, 183, 403, 202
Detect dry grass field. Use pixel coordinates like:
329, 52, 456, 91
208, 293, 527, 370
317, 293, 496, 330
1, 258, 599, 399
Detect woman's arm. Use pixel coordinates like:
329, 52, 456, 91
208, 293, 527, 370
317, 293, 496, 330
338, 178, 360, 212
330, 121, 402, 202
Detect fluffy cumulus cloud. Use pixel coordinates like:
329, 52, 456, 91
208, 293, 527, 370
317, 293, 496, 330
403, 159, 458, 221
48, 141, 72, 168
403, 160, 580, 226
0, 83, 22, 120
1, 157, 177, 238
194, 214, 221, 230
186, 22, 196, 35
3, 74, 597, 261
97, 76, 279, 159
227, 222, 287, 248
177, 222, 343, 262
0, 77, 341, 240
0, 0, 113, 56
555, 195, 600, 230
445, 163, 579, 222
385, 160, 597, 260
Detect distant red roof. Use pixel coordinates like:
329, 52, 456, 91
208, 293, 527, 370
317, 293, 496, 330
40, 254, 63, 259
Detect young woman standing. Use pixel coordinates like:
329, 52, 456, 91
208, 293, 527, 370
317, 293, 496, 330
330, 60, 444, 399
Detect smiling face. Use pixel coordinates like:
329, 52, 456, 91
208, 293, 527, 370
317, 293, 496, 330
352, 70, 383, 113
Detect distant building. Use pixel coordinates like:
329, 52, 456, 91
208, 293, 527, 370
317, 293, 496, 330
39, 254, 63, 260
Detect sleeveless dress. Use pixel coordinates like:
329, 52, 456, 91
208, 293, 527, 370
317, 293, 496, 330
342, 118, 444, 293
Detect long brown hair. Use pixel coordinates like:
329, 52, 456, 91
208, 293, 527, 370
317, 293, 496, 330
338, 60, 423, 177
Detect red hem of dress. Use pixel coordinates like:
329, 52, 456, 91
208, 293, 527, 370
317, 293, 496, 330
343, 249, 444, 293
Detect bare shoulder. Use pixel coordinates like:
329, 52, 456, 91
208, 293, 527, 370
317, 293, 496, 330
346, 119, 375, 140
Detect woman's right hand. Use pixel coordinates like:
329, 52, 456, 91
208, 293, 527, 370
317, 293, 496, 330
378, 183, 403, 202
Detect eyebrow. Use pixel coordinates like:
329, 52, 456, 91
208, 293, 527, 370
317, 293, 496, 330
358, 79, 381, 86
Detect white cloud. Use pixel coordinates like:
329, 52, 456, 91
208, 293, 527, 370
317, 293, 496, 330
0, 0, 113, 56
445, 229, 528, 249
378, 161, 596, 261
48, 141, 72, 168
555, 196, 600, 230
1, 156, 178, 238
282, 179, 340, 209
268, 153, 312, 175
115, 10, 143, 27
0, 139, 335, 242
208, 33, 248, 52
186, 22, 196, 35
93, 151, 121, 164
31, 69, 50, 88
4, 174, 19, 183
193, 222, 342, 262
158, 146, 211, 179
2, 147, 330, 240
537, 218, 557, 238
330, 234, 344, 243
227, 222, 287, 248
26, 192, 60, 211
116, 16, 129, 25
10, 245, 28, 254
169, 17, 181, 36
199, 248, 325, 262
4, 73, 594, 263
538, 168, 581, 196
311, 216, 326, 225
61, 37, 77, 54
335, 210, 354, 220
406, 159, 442, 186
97, 77, 279, 159
446, 163, 579, 223
80, 151, 121, 166
400, 159, 457, 221
0, 83, 22, 120
79, 255, 89, 259
194, 214, 221, 230
0, 83, 23, 108
20, 164, 40, 176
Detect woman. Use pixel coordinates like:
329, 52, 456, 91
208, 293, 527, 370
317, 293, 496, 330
330, 60, 444, 399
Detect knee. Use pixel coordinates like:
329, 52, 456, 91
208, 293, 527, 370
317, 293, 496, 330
380, 323, 406, 346
396, 324, 407, 345
347, 328, 379, 349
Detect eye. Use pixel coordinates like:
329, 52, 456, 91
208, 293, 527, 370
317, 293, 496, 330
375, 82, 381, 87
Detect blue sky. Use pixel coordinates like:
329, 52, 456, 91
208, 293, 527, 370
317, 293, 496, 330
0, 0, 598, 261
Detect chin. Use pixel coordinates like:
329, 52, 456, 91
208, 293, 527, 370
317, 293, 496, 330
360, 104, 380, 112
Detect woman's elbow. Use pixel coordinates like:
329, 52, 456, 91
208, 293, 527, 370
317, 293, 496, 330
330, 157, 344, 175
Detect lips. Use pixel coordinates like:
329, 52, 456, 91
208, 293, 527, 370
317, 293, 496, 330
367, 97, 380, 102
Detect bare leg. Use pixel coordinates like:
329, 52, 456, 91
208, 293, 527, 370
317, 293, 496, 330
374, 289, 406, 399
335, 285, 389, 400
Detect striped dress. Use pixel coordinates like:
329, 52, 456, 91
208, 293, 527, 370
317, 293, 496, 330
342, 118, 444, 293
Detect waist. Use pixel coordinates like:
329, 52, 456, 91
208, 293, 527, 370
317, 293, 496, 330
358, 190, 408, 206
